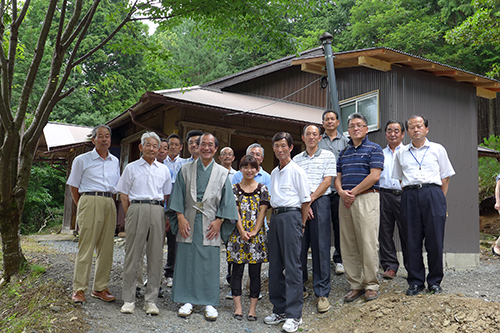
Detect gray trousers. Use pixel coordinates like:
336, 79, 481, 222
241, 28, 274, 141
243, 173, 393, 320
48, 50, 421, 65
268, 210, 303, 319
301, 195, 331, 297
379, 190, 407, 272
122, 203, 165, 303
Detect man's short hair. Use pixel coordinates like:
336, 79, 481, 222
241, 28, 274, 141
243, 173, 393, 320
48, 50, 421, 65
246, 143, 264, 157
220, 147, 234, 154
406, 115, 428, 130
239, 154, 259, 170
347, 113, 368, 126
167, 133, 182, 144
91, 124, 112, 138
303, 123, 321, 135
141, 131, 161, 146
272, 132, 293, 147
186, 130, 203, 144
384, 120, 405, 133
160, 138, 168, 144
322, 109, 339, 121
200, 132, 219, 148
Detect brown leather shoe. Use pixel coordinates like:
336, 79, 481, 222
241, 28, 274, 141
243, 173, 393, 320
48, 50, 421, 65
382, 269, 396, 279
344, 289, 364, 302
365, 289, 379, 301
91, 289, 116, 302
72, 290, 86, 303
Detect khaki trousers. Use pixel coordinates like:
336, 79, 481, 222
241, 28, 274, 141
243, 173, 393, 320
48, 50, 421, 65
122, 203, 165, 303
73, 195, 116, 292
339, 192, 380, 291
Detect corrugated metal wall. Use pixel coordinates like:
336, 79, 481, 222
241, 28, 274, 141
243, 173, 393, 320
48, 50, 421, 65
336, 66, 479, 253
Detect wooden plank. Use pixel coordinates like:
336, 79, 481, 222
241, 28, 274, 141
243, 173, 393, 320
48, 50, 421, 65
431, 70, 458, 76
358, 56, 391, 72
301, 63, 326, 76
477, 87, 497, 99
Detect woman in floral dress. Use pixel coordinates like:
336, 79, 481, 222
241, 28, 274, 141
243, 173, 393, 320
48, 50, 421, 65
227, 154, 269, 321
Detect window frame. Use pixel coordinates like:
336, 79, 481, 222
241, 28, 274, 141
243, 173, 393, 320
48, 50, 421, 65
340, 90, 380, 136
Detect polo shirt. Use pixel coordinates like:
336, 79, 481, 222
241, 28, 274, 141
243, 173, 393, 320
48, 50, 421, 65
232, 167, 271, 189
270, 160, 311, 208
318, 131, 349, 160
116, 157, 172, 201
292, 148, 336, 196
392, 138, 455, 188
337, 136, 384, 191
67, 148, 120, 193
379, 144, 403, 191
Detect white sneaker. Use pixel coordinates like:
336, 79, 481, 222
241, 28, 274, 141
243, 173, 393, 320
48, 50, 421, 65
166, 277, 173, 288
335, 263, 345, 275
120, 302, 135, 314
143, 302, 159, 315
264, 312, 286, 325
205, 305, 218, 321
178, 303, 193, 317
258, 292, 263, 300
225, 291, 233, 299
282, 318, 303, 332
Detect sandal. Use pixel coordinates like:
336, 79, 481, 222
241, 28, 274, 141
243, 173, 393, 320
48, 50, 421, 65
247, 314, 257, 321
233, 313, 243, 320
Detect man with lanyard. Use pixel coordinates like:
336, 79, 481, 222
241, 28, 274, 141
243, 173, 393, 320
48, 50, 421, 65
393, 115, 455, 296
318, 109, 349, 275
163, 133, 188, 288
168, 133, 238, 321
379, 120, 407, 280
67, 125, 120, 304
185, 130, 203, 162
219, 147, 237, 182
117, 132, 172, 315
293, 124, 336, 313
335, 113, 384, 303
264, 132, 311, 333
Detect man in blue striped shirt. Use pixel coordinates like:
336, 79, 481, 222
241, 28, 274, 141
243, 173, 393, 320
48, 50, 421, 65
334, 113, 384, 303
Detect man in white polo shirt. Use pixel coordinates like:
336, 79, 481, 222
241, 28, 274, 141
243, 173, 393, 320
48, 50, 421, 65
117, 132, 172, 315
293, 124, 336, 314
264, 132, 311, 333
67, 124, 120, 304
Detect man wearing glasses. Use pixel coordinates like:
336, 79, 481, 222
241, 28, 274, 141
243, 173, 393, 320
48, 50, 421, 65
185, 130, 203, 162
231, 143, 271, 189
218, 147, 237, 182
334, 113, 384, 303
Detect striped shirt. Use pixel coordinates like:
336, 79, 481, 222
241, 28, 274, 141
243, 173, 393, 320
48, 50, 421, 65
293, 148, 336, 196
337, 137, 384, 191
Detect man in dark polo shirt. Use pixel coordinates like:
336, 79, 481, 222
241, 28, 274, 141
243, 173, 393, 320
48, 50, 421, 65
334, 113, 384, 302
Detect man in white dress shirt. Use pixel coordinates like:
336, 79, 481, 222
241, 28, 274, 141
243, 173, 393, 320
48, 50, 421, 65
67, 125, 120, 304
264, 132, 311, 333
379, 120, 406, 280
117, 132, 172, 315
393, 115, 455, 296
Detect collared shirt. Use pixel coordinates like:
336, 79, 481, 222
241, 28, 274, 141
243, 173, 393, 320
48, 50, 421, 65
116, 157, 172, 201
165, 154, 188, 183
337, 136, 384, 191
392, 138, 455, 188
227, 167, 237, 183
231, 167, 272, 189
67, 148, 120, 193
318, 131, 349, 160
270, 160, 311, 208
292, 148, 336, 196
379, 144, 403, 191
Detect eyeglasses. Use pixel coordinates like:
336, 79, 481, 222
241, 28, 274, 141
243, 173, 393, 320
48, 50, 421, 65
220, 153, 233, 157
347, 124, 367, 129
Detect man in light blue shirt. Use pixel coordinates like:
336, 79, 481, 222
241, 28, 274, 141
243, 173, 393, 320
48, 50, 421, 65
231, 143, 271, 188
378, 120, 406, 280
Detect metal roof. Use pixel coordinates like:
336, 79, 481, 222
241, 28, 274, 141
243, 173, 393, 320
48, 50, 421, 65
42, 122, 92, 150
152, 86, 325, 124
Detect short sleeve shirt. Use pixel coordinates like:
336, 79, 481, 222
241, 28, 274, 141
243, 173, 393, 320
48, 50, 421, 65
292, 148, 336, 195
270, 160, 311, 208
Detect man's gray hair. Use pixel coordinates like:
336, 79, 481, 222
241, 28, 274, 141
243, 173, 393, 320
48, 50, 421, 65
91, 124, 112, 138
220, 147, 234, 153
140, 131, 161, 146
246, 143, 264, 157
347, 112, 368, 126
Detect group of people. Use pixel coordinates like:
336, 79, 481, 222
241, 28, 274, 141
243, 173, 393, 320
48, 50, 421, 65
67, 110, 455, 333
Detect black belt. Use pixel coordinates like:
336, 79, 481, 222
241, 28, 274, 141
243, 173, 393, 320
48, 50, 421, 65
82, 191, 113, 198
358, 189, 379, 195
131, 200, 164, 206
380, 188, 403, 196
403, 183, 440, 190
272, 207, 301, 215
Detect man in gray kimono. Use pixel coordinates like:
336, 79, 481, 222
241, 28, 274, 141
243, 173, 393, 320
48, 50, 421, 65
168, 133, 238, 321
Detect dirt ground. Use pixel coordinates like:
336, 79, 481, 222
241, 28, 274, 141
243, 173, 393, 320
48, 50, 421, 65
3, 214, 500, 333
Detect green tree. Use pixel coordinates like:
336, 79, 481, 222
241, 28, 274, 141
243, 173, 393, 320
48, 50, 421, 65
0, 0, 317, 283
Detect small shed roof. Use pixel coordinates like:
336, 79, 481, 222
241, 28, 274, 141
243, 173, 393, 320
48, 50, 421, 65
42, 122, 92, 150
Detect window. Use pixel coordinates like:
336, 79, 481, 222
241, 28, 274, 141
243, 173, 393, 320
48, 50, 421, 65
340, 90, 380, 135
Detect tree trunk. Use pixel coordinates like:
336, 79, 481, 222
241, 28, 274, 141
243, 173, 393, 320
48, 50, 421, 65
0, 198, 27, 282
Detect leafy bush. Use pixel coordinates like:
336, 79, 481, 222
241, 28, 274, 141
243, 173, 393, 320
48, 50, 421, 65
21, 164, 66, 234
479, 135, 500, 201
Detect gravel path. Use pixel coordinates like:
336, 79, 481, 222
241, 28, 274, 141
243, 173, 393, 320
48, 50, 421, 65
42, 238, 500, 333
